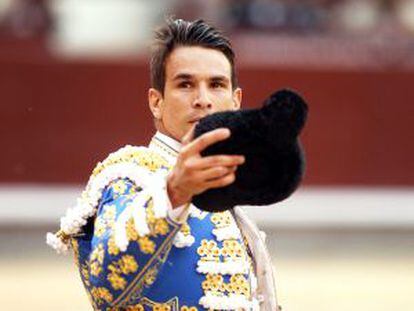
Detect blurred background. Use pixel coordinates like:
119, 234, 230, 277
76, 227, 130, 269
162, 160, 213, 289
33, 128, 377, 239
0, 0, 413, 310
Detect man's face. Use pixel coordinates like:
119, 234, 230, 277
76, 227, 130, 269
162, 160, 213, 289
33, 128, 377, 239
149, 46, 242, 141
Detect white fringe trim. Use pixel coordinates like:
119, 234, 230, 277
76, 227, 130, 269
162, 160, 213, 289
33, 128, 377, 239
212, 225, 242, 241
114, 191, 153, 252
197, 259, 250, 275
46, 232, 69, 254
189, 205, 209, 220
148, 170, 169, 219
47, 146, 171, 254
172, 231, 195, 248
131, 195, 151, 237
199, 292, 259, 310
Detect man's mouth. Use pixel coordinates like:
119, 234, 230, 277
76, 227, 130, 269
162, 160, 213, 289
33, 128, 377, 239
189, 116, 207, 124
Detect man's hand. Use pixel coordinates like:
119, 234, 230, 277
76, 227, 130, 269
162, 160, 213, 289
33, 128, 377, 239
167, 128, 245, 208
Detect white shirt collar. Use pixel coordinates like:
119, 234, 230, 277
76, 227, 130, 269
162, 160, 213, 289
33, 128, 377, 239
148, 131, 182, 164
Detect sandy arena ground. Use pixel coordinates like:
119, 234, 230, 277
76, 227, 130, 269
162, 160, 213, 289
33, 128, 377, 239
1, 228, 413, 311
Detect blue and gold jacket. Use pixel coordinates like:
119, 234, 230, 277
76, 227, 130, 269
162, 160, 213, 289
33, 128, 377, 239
69, 132, 260, 311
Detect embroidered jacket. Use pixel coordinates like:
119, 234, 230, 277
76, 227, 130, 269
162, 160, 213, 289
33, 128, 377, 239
68, 132, 266, 310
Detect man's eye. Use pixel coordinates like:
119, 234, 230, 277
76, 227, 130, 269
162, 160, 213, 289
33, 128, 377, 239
178, 82, 192, 88
211, 82, 224, 88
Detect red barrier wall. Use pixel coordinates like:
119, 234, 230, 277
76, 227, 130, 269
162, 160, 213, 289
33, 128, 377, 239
1, 58, 413, 185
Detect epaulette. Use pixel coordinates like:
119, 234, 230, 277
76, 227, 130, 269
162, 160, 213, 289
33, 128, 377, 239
46, 145, 171, 254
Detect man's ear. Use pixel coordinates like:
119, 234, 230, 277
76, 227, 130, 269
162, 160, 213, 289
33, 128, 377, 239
148, 88, 163, 119
232, 87, 242, 110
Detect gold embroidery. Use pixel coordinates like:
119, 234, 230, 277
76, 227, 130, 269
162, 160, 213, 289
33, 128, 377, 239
130, 296, 198, 311
90, 243, 105, 277
81, 263, 90, 287
108, 236, 120, 256
121, 205, 165, 255
146, 200, 171, 237
118, 255, 139, 274
143, 267, 158, 286
126, 218, 139, 241
92, 148, 169, 178
91, 287, 113, 305
153, 303, 171, 311
112, 221, 180, 305
90, 261, 102, 277
125, 215, 167, 251
138, 236, 156, 254
144, 158, 166, 172
108, 272, 127, 290
125, 304, 144, 311
153, 218, 169, 236
71, 238, 80, 266
107, 255, 139, 290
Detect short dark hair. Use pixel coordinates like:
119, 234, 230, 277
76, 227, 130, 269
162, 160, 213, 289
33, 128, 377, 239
150, 18, 238, 93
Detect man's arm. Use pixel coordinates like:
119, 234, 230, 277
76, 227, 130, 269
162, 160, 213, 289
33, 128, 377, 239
82, 129, 244, 309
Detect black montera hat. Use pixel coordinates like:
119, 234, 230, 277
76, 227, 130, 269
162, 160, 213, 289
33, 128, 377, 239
192, 89, 308, 212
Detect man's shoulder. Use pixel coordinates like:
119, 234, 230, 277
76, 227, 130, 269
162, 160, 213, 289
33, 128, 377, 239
91, 144, 170, 178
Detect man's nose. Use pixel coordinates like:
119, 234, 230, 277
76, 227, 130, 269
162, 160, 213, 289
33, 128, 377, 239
193, 86, 213, 109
